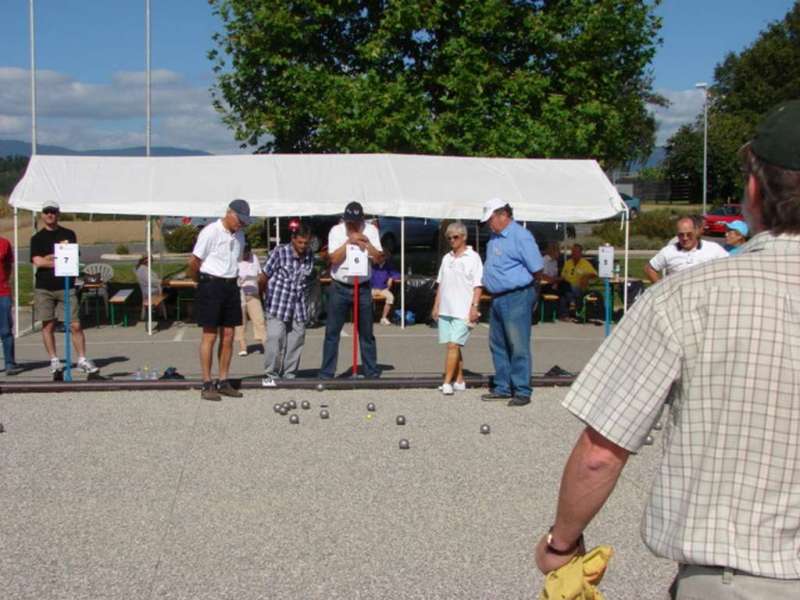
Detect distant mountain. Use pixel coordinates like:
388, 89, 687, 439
0, 139, 211, 158
627, 146, 666, 173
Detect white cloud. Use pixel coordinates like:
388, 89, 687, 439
649, 88, 706, 146
0, 67, 247, 154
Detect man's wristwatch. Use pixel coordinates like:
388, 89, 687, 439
546, 527, 584, 556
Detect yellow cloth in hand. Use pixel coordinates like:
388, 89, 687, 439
538, 545, 614, 600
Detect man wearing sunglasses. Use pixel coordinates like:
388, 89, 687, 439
644, 215, 727, 283
30, 202, 100, 376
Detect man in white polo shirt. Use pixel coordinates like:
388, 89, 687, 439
319, 201, 383, 379
645, 215, 727, 283
188, 199, 252, 400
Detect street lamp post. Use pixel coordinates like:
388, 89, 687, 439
695, 82, 708, 216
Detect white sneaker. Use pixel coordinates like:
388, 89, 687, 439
77, 358, 99, 374
237, 350, 248, 357
261, 376, 277, 388
453, 381, 467, 391
50, 357, 63, 373
380, 318, 391, 326
441, 383, 454, 395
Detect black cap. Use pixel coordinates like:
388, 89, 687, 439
751, 100, 800, 170
343, 201, 364, 222
228, 198, 253, 225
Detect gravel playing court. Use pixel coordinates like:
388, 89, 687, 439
0, 386, 675, 599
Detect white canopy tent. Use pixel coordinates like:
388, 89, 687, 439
10, 153, 630, 334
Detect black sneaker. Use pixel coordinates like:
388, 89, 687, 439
508, 396, 531, 407
481, 392, 512, 402
201, 381, 221, 401
217, 379, 243, 398
5, 364, 22, 376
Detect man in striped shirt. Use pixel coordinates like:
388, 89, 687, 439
536, 101, 800, 598
260, 223, 314, 387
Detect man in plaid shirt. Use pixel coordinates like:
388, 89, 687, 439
260, 223, 314, 387
535, 100, 800, 599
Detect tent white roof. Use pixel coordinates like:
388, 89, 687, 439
10, 153, 625, 222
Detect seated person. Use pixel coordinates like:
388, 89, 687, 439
136, 255, 162, 297
539, 242, 562, 294
558, 244, 597, 320
370, 253, 401, 325
724, 220, 749, 255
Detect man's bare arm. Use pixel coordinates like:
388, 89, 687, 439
644, 263, 660, 284
187, 255, 202, 281
535, 427, 629, 573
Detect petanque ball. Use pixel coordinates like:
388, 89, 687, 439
289, 414, 299, 425
320, 409, 330, 419
644, 434, 654, 446
273, 403, 281, 413
288, 400, 297, 410
396, 415, 406, 426
480, 424, 491, 435
367, 402, 376, 412
653, 421, 663, 431
279, 406, 288, 416
301, 400, 311, 410
316, 383, 325, 392
399, 439, 410, 450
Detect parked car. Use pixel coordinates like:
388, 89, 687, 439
619, 192, 641, 219
160, 216, 216, 237
703, 204, 742, 235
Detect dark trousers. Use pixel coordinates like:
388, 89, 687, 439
320, 281, 379, 378
0, 296, 15, 369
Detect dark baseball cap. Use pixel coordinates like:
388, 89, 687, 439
228, 198, 254, 225
751, 100, 800, 170
343, 201, 364, 222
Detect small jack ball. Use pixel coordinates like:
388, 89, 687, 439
301, 400, 311, 410
288, 400, 297, 410
396, 415, 406, 426
399, 439, 410, 450
320, 409, 330, 419
289, 414, 300, 424
480, 424, 491, 435
367, 403, 376, 412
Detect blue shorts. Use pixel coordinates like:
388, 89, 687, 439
438, 316, 472, 346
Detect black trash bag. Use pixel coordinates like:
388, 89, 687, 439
403, 276, 437, 325
584, 291, 606, 321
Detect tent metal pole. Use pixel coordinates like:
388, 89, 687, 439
400, 217, 405, 329
145, 0, 153, 336
474, 222, 479, 253
275, 217, 280, 247
13, 210, 19, 338
623, 210, 630, 312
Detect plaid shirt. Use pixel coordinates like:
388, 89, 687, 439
563, 232, 800, 579
263, 243, 314, 323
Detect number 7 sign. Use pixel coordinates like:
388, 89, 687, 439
54, 243, 79, 277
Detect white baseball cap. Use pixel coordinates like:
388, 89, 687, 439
480, 197, 508, 223
42, 201, 60, 212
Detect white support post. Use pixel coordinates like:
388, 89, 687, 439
623, 210, 630, 312
400, 217, 405, 329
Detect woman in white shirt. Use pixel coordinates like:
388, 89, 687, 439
235, 244, 266, 356
431, 221, 483, 395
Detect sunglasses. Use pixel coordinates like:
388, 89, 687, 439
42, 208, 60, 215
447, 235, 462, 240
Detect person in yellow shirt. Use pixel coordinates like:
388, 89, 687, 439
559, 244, 597, 320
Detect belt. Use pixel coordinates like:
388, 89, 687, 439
490, 281, 534, 298
199, 273, 237, 283
334, 280, 371, 289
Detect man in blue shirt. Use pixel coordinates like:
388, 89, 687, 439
480, 198, 543, 406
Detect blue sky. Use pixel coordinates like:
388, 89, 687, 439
1, 1, 796, 154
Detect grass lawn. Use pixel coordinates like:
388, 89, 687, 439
12, 262, 188, 306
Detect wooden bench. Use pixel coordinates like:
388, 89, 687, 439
109, 289, 135, 327
141, 292, 168, 322
539, 293, 560, 323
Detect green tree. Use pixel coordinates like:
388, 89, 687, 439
208, 0, 663, 167
664, 2, 800, 202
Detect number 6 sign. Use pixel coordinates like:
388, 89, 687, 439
54, 243, 79, 277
